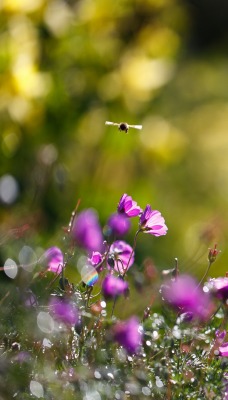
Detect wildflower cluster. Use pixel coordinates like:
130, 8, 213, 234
0, 194, 228, 399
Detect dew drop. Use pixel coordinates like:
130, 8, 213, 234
142, 387, 151, 396
37, 312, 54, 333
43, 338, 52, 348
156, 377, 163, 388
19, 246, 37, 272
4, 258, 18, 279
94, 370, 101, 379
30, 380, 44, 398
0, 174, 19, 204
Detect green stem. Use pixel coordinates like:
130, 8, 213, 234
197, 260, 212, 288
122, 229, 141, 278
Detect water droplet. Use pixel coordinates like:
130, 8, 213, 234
83, 391, 101, 400
94, 370, 101, 379
155, 377, 163, 388
37, 312, 54, 333
4, 258, 18, 279
142, 387, 151, 396
30, 380, 44, 398
152, 330, 159, 339
43, 338, 52, 348
19, 246, 37, 272
0, 174, 19, 204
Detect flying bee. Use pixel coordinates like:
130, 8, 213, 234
105, 121, 142, 134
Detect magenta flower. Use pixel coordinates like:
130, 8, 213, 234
102, 274, 129, 299
215, 329, 227, 342
139, 205, 168, 236
88, 251, 103, 273
113, 316, 143, 355
117, 194, 141, 217
49, 297, 78, 327
161, 274, 213, 320
108, 240, 134, 275
107, 213, 131, 236
45, 247, 64, 273
208, 277, 228, 301
88, 251, 103, 266
72, 209, 103, 253
219, 343, 228, 357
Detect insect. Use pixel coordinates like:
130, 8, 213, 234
105, 121, 142, 134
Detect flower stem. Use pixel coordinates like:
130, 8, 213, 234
123, 229, 140, 278
197, 260, 212, 288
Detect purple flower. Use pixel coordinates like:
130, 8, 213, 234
72, 209, 103, 253
45, 247, 64, 273
208, 277, 228, 301
139, 205, 168, 236
24, 290, 37, 307
117, 194, 141, 217
49, 297, 78, 327
216, 329, 227, 342
113, 316, 143, 355
88, 251, 103, 266
107, 213, 131, 236
88, 251, 103, 273
102, 274, 129, 299
108, 240, 134, 275
161, 275, 213, 320
219, 343, 228, 357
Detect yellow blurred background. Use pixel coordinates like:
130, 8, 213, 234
1, 0, 228, 279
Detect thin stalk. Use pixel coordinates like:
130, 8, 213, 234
197, 260, 212, 288
123, 229, 141, 278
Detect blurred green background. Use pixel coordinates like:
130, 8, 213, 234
1, 0, 228, 278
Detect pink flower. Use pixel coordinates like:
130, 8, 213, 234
161, 274, 213, 320
117, 194, 141, 217
113, 317, 143, 355
88, 251, 103, 273
107, 213, 131, 236
219, 343, 228, 357
49, 297, 78, 327
72, 209, 103, 253
88, 251, 103, 266
208, 277, 228, 301
139, 205, 168, 236
102, 275, 128, 299
45, 247, 64, 273
108, 240, 134, 275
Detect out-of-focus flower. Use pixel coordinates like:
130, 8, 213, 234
208, 277, 228, 301
108, 240, 134, 275
113, 316, 143, 355
72, 209, 103, 252
102, 275, 128, 299
215, 330, 227, 342
219, 343, 228, 357
45, 247, 63, 273
117, 194, 141, 217
88, 251, 103, 266
24, 290, 37, 307
139, 205, 168, 236
88, 251, 103, 273
161, 274, 213, 320
49, 297, 78, 327
107, 213, 131, 236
